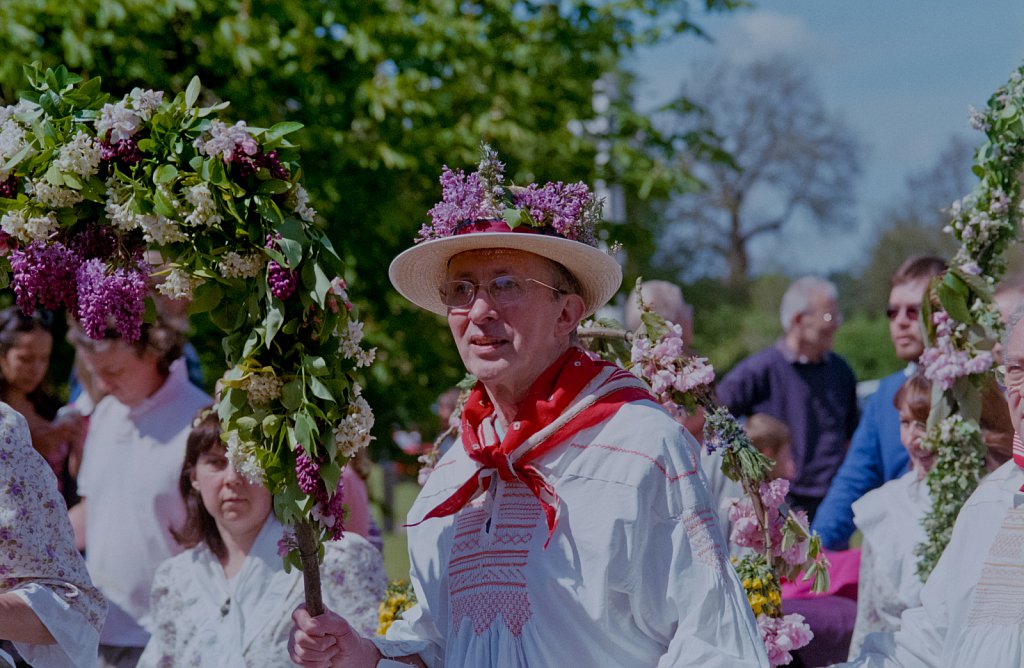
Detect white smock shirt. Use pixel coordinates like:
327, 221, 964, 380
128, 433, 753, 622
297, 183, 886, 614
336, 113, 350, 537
77, 360, 212, 647
840, 460, 1024, 667
848, 470, 932, 657
137, 515, 386, 667
375, 400, 768, 667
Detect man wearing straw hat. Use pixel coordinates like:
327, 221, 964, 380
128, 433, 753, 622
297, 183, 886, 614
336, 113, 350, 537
290, 147, 767, 667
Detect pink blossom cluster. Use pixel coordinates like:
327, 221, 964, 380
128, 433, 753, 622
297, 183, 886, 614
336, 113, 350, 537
630, 324, 715, 406
729, 478, 810, 567
294, 449, 346, 540
920, 311, 993, 390
511, 181, 594, 242
757, 613, 813, 666
419, 166, 500, 240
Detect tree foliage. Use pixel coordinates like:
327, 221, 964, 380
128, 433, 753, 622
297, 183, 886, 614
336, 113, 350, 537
656, 55, 863, 289
0, 0, 744, 443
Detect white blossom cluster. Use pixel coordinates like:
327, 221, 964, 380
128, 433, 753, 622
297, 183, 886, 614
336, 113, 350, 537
225, 430, 266, 485
95, 88, 163, 142
30, 179, 83, 208
194, 120, 258, 159
139, 212, 186, 246
103, 178, 141, 232
127, 88, 164, 117
156, 267, 204, 300
183, 183, 223, 227
219, 251, 266, 279
0, 209, 58, 242
333, 386, 375, 457
245, 372, 284, 406
338, 320, 376, 367
54, 131, 102, 178
292, 184, 316, 222
0, 117, 28, 179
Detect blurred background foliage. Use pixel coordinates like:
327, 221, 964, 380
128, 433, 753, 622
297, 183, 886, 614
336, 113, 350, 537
0, 0, 1007, 457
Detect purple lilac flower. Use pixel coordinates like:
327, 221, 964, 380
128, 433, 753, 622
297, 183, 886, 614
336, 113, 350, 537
295, 451, 320, 496
0, 175, 16, 199
75, 258, 149, 341
100, 138, 143, 166
511, 181, 592, 241
265, 234, 298, 299
9, 241, 81, 312
67, 223, 118, 260
420, 167, 498, 241
229, 146, 290, 181
294, 447, 347, 540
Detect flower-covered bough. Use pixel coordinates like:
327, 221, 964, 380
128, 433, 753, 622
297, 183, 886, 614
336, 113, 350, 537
914, 63, 1024, 578
0, 64, 375, 614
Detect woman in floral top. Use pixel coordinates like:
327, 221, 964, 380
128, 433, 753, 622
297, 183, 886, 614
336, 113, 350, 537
138, 410, 385, 668
0, 401, 105, 667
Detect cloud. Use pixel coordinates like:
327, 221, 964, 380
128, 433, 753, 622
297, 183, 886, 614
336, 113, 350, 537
718, 11, 830, 65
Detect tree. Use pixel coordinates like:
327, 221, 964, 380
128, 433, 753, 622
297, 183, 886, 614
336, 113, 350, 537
0, 0, 743, 444
658, 55, 863, 289
851, 135, 972, 315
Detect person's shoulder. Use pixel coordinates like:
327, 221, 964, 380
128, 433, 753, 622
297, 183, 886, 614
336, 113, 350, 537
969, 460, 1024, 505
726, 346, 780, 373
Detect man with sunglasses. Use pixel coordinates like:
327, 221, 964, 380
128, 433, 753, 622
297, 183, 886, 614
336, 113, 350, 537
289, 151, 766, 667
812, 255, 947, 550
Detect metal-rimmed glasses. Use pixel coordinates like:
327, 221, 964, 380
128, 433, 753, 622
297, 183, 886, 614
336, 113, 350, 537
439, 275, 564, 309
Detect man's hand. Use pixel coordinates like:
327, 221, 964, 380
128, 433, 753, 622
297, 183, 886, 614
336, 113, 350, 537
289, 605, 381, 668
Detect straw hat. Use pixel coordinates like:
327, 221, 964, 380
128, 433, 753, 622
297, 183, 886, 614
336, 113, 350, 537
389, 220, 622, 317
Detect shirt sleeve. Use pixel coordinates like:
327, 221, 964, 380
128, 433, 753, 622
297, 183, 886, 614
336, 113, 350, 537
812, 391, 887, 549
632, 433, 768, 667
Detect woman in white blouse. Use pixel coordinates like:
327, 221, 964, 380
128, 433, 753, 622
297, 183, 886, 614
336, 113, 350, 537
139, 410, 386, 668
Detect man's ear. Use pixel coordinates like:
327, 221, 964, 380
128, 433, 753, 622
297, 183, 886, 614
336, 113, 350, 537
555, 294, 587, 337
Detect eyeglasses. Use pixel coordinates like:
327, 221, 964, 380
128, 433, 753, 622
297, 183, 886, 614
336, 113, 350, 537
440, 275, 564, 309
886, 305, 920, 321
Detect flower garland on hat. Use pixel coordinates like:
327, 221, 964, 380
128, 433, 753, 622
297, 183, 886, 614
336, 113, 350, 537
0, 64, 374, 613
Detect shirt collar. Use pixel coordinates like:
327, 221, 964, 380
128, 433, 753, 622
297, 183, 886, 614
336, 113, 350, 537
127, 359, 191, 418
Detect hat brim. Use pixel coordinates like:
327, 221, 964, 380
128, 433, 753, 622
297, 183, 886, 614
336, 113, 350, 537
389, 232, 622, 317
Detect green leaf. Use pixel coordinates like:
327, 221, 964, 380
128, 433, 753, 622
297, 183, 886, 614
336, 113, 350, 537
937, 280, 973, 324
256, 196, 284, 226
185, 76, 201, 108
308, 376, 334, 402
293, 412, 315, 449
241, 329, 261, 357
153, 164, 178, 184
264, 121, 304, 143
277, 236, 303, 267
190, 281, 222, 314
262, 414, 283, 437
265, 303, 284, 345
312, 263, 331, 307
282, 380, 303, 411
256, 179, 290, 195
320, 460, 341, 493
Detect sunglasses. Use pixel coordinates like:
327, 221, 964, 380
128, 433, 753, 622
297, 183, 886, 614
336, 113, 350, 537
885, 305, 920, 321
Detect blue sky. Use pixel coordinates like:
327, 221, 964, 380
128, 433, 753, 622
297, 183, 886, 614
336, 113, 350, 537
628, 1, 1024, 276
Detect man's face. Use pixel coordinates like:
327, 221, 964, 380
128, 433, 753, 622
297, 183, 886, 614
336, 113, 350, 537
888, 278, 930, 362
1003, 322, 1024, 438
793, 291, 841, 359
80, 341, 164, 407
445, 249, 577, 404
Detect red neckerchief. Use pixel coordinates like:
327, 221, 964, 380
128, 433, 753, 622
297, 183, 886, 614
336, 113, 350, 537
1014, 433, 1024, 491
412, 347, 654, 547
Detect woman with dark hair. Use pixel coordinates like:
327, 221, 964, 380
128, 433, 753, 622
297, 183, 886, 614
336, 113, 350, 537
0, 306, 86, 506
139, 410, 385, 668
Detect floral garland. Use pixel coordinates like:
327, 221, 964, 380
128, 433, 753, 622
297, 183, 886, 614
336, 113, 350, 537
579, 285, 828, 666
0, 65, 374, 612
915, 64, 1024, 578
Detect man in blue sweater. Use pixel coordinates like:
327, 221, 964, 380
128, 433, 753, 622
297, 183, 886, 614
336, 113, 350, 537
717, 276, 859, 520
811, 255, 947, 549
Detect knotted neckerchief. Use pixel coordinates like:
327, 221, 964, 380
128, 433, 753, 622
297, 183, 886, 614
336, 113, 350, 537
413, 346, 655, 547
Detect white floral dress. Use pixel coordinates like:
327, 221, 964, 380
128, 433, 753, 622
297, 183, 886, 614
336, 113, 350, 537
0, 402, 105, 667
138, 516, 386, 668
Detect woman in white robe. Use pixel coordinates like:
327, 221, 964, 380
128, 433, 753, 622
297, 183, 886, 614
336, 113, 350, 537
138, 410, 385, 668
0, 402, 105, 667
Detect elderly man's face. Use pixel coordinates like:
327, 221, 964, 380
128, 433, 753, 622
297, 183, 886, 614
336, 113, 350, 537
792, 291, 841, 359
1003, 320, 1024, 438
445, 249, 580, 405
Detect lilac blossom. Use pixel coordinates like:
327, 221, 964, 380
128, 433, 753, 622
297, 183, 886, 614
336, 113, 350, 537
419, 167, 499, 240
9, 241, 81, 312
75, 258, 149, 342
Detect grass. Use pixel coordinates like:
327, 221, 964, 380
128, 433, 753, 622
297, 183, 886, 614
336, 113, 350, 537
367, 464, 421, 581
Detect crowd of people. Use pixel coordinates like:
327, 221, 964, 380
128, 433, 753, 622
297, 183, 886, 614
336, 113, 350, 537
3, 151, 1024, 668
